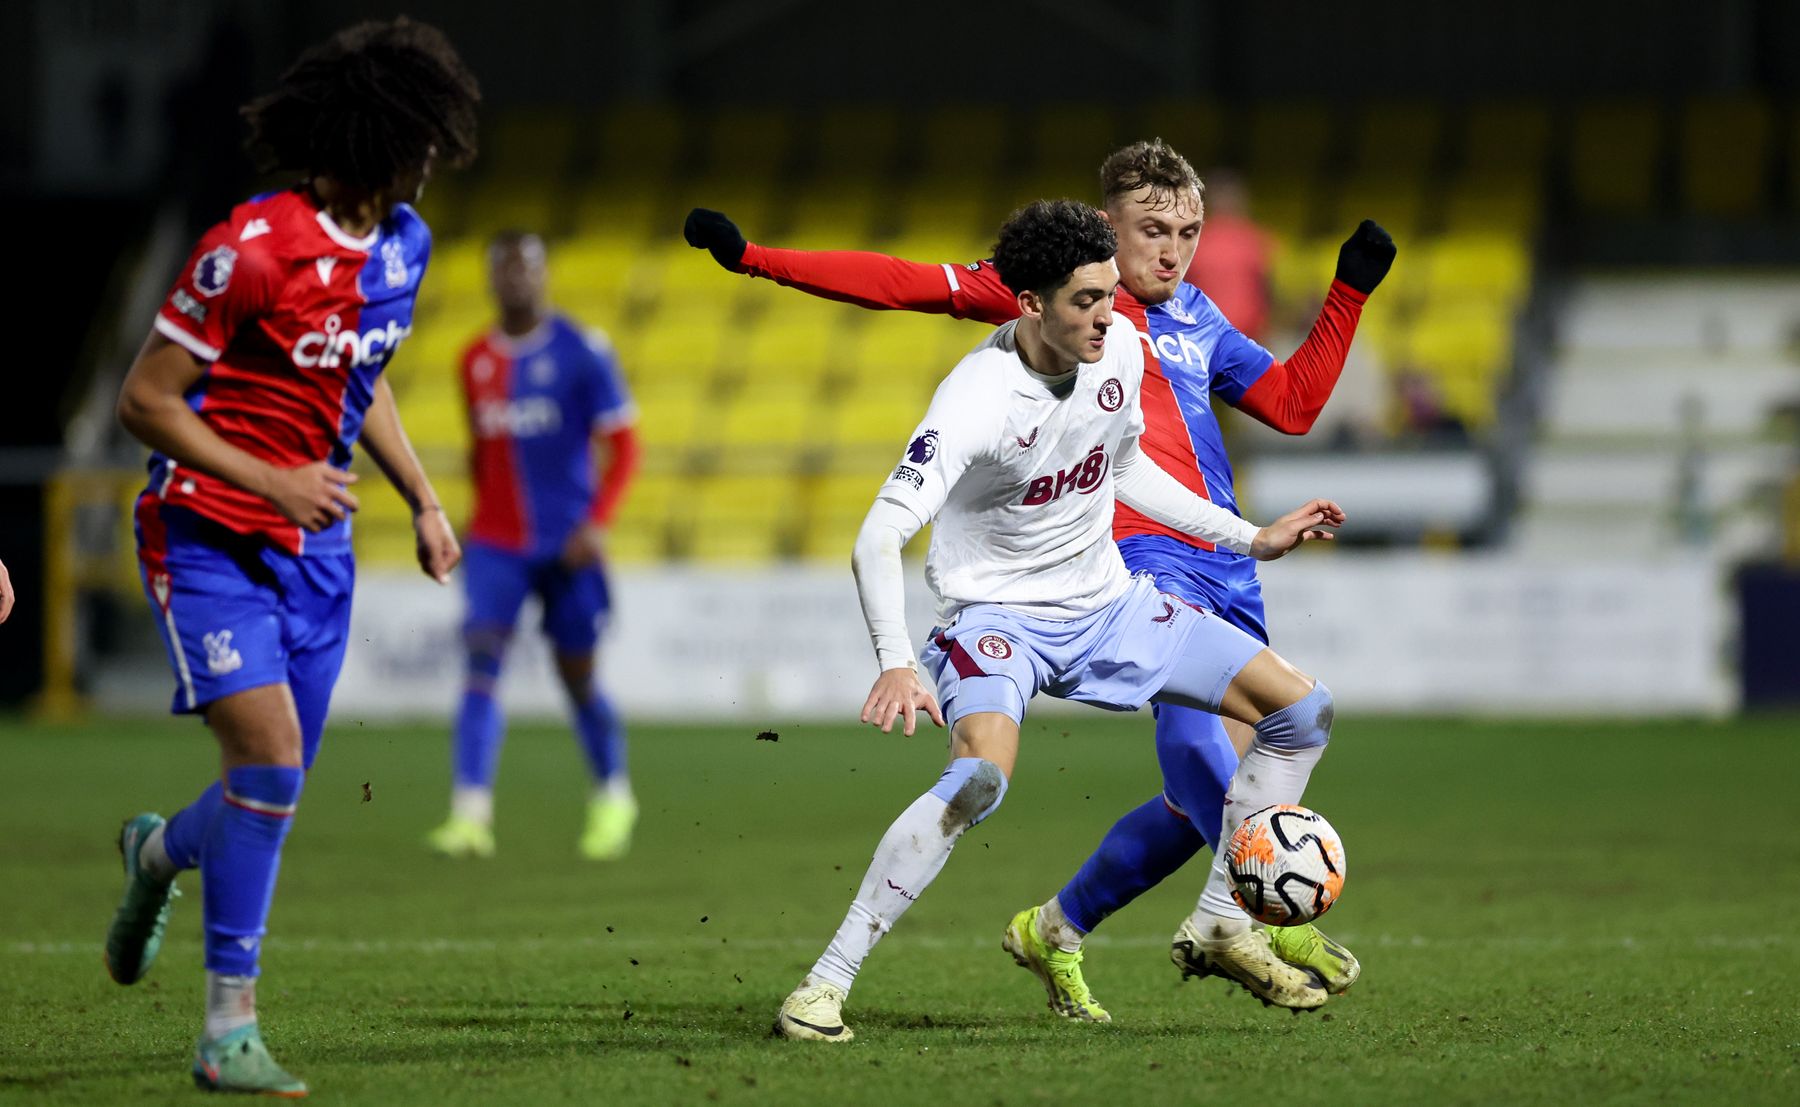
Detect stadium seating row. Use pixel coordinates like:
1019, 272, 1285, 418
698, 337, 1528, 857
350, 100, 1658, 565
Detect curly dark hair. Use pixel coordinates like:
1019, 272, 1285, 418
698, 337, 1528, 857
241, 18, 480, 194
990, 200, 1118, 297
1099, 139, 1204, 210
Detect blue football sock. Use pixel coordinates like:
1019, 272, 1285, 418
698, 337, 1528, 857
572, 689, 626, 783
200, 765, 303, 977
453, 639, 507, 790
1056, 797, 1204, 933
162, 780, 223, 871
453, 687, 505, 789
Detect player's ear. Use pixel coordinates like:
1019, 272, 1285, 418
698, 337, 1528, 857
1016, 289, 1043, 321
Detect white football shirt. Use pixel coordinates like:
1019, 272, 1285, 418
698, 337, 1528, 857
876, 317, 1146, 623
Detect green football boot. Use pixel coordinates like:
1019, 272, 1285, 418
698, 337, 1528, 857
425, 815, 495, 859
1266, 922, 1361, 994
578, 792, 638, 861
1002, 906, 1111, 1022
192, 1025, 308, 1097
104, 813, 179, 985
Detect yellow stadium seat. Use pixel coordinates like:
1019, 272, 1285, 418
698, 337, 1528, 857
1440, 172, 1543, 235
816, 106, 903, 171
801, 472, 885, 561
1242, 175, 1313, 240
595, 104, 684, 180
686, 474, 802, 562
460, 177, 566, 239
889, 181, 996, 258
1246, 102, 1333, 176
1354, 102, 1443, 174
569, 184, 667, 244
1270, 237, 1340, 311
1402, 305, 1512, 399
428, 239, 489, 301
827, 393, 924, 449
1569, 101, 1664, 217
553, 236, 644, 330
1328, 174, 1425, 243
1419, 234, 1532, 308
713, 391, 826, 451
733, 317, 842, 387
398, 389, 469, 453
703, 107, 794, 178
996, 169, 1094, 213
1680, 97, 1772, 217
633, 387, 703, 451
919, 106, 1011, 175
481, 109, 580, 178
781, 178, 887, 248
1463, 101, 1551, 173
1023, 106, 1117, 175
1136, 100, 1224, 172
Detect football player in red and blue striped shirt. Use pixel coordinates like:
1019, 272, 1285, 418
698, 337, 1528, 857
104, 19, 479, 1095
686, 139, 1393, 1016
425, 231, 642, 862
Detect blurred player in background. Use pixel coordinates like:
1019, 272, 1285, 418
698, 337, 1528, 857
775, 200, 1346, 1042
1181, 169, 1274, 342
425, 231, 642, 862
104, 19, 478, 1095
687, 139, 1393, 1017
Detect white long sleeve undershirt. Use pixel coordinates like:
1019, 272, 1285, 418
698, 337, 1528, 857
1111, 437, 1261, 556
852, 496, 925, 671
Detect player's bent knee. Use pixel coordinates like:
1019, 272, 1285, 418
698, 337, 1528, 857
1252, 681, 1334, 752
929, 757, 1008, 832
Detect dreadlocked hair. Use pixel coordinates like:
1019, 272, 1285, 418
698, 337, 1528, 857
241, 17, 480, 194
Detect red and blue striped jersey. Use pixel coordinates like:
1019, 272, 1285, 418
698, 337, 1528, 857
938, 261, 1273, 551
460, 315, 635, 557
148, 186, 432, 555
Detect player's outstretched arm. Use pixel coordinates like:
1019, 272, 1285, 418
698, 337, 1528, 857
359, 377, 460, 583
1247, 498, 1345, 561
118, 334, 360, 531
1232, 219, 1397, 435
683, 207, 1019, 324
851, 497, 944, 736
1112, 437, 1342, 560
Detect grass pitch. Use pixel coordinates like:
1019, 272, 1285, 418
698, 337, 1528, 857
2, 711, 1796, 1104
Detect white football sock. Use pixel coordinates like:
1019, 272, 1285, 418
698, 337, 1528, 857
204, 972, 257, 1039
451, 786, 494, 826
810, 791, 963, 993
597, 777, 633, 803
1196, 741, 1326, 927
1037, 895, 1086, 952
138, 822, 177, 882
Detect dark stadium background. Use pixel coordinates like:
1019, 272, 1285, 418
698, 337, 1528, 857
2, 0, 1796, 709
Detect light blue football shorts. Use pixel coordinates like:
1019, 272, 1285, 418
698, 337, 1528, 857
919, 573, 1268, 727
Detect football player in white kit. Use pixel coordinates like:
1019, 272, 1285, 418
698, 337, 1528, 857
775, 200, 1347, 1042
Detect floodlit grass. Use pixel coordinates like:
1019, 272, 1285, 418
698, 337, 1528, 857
2, 712, 1796, 1104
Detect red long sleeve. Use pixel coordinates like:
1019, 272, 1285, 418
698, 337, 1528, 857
588, 423, 641, 527
738, 244, 1019, 324
1233, 279, 1368, 435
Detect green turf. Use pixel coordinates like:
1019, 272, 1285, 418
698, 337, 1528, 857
2, 712, 1797, 1104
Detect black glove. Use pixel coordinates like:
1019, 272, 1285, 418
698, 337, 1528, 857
1334, 219, 1395, 295
684, 208, 747, 271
